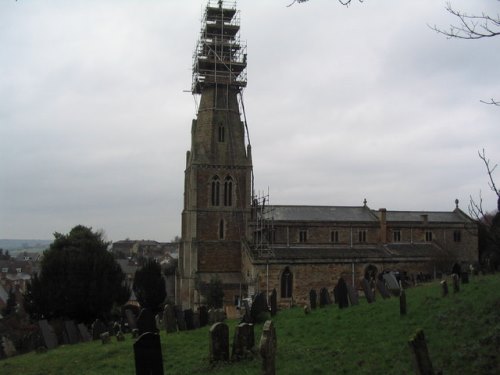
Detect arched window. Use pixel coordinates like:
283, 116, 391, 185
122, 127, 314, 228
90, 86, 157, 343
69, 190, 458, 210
218, 124, 225, 142
224, 176, 233, 206
211, 176, 220, 206
280, 267, 293, 298
219, 219, 225, 240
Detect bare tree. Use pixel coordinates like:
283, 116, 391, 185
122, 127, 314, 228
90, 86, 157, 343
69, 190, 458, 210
287, 0, 361, 7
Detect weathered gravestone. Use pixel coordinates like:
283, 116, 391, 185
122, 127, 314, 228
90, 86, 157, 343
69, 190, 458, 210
441, 280, 448, 297
319, 287, 331, 307
336, 277, 349, 309
77, 323, 92, 342
383, 273, 401, 296
209, 322, 229, 363
137, 308, 157, 335
125, 309, 138, 330
309, 289, 317, 309
91, 319, 107, 341
231, 323, 255, 361
184, 309, 194, 330
259, 320, 277, 375
2, 336, 17, 358
134, 332, 164, 375
163, 304, 177, 333
376, 277, 391, 299
269, 289, 277, 317
64, 320, 80, 344
408, 329, 435, 375
199, 305, 208, 327
361, 278, 375, 303
346, 284, 359, 306
175, 306, 187, 331
39, 320, 58, 349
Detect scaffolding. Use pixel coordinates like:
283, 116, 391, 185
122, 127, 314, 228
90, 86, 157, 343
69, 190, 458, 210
192, 1, 247, 94
252, 190, 275, 259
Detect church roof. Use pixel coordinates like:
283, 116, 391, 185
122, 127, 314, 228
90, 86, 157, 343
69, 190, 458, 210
262, 205, 378, 222
270, 245, 388, 261
384, 210, 472, 223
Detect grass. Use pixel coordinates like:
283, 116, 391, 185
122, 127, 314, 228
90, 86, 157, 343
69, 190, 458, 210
2, 274, 500, 374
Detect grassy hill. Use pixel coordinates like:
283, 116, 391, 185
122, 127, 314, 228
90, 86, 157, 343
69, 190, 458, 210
1, 274, 499, 375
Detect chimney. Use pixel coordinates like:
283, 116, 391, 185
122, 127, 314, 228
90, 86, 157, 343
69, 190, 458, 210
379, 208, 387, 243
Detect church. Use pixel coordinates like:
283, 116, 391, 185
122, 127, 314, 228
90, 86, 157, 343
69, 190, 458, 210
177, 1, 478, 309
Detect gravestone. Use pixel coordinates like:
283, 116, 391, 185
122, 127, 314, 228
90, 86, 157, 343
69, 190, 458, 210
193, 312, 200, 329
361, 278, 375, 303
100, 332, 111, 344
91, 319, 107, 341
184, 309, 194, 330
116, 331, 125, 342
400, 289, 407, 316
113, 321, 122, 336
269, 289, 278, 317
2, 336, 17, 358
77, 323, 92, 342
383, 273, 401, 296
319, 288, 331, 307
333, 285, 339, 304
441, 280, 449, 297
259, 320, 277, 375
304, 305, 311, 315
155, 314, 162, 331
199, 305, 208, 327
461, 272, 469, 284
64, 320, 80, 344
163, 305, 177, 333
134, 332, 164, 375
241, 300, 252, 323
209, 322, 229, 363
251, 293, 269, 323
39, 320, 58, 349
125, 309, 137, 330
175, 306, 187, 331
231, 322, 255, 361
309, 289, 317, 309
452, 263, 461, 276
336, 277, 349, 309
376, 279, 391, 299
452, 274, 460, 293
137, 308, 157, 335
346, 284, 359, 306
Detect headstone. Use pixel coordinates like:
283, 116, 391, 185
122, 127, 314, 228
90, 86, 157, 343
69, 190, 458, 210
241, 300, 252, 323
304, 305, 311, 315
2, 336, 17, 358
192, 312, 200, 329
184, 309, 194, 330
452, 263, 461, 276
100, 332, 111, 344
251, 293, 270, 323
335, 277, 349, 309
269, 289, 278, 317
400, 289, 407, 316
116, 331, 125, 342
137, 308, 157, 335
441, 280, 448, 297
175, 307, 187, 331
309, 289, 317, 309
319, 288, 331, 307
77, 324, 92, 342
376, 279, 391, 299
163, 304, 177, 333
38, 320, 58, 349
199, 305, 208, 327
155, 314, 162, 331
125, 309, 137, 330
134, 332, 164, 375
64, 320, 80, 344
383, 273, 401, 296
461, 272, 469, 284
408, 329, 435, 375
259, 320, 277, 375
113, 321, 122, 336
209, 322, 229, 363
231, 322, 255, 361
346, 284, 359, 306
91, 319, 107, 340
452, 274, 460, 293
361, 278, 375, 303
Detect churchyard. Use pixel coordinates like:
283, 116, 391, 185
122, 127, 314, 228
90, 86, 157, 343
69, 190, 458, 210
1, 273, 499, 374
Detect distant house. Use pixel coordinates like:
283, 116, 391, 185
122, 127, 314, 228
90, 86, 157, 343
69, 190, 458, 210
112, 240, 179, 260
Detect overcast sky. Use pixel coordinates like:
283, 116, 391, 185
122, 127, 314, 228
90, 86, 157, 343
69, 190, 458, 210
1, 0, 499, 242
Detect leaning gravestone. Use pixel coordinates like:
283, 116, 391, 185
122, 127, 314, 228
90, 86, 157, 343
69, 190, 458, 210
376, 278, 391, 299
199, 305, 209, 327
361, 278, 375, 303
309, 289, 317, 309
383, 273, 401, 296
336, 277, 349, 309
231, 322, 255, 361
77, 323, 92, 342
137, 308, 157, 335
269, 289, 278, 317
64, 320, 80, 344
39, 320, 58, 349
125, 309, 137, 330
259, 320, 277, 375
346, 284, 359, 306
91, 319, 107, 341
163, 304, 177, 333
134, 332, 164, 375
209, 322, 229, 363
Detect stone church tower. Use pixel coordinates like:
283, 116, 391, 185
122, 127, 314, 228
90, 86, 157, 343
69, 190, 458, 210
178, 1, 252, 308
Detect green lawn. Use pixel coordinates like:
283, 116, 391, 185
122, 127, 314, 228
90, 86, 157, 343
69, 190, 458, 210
2, 274, 499, 374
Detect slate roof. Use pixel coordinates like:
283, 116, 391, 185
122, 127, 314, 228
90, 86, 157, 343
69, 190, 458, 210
383, 243, 446, 257
262, 205, 378, 222
270, 246, 389, 261
384, 210, 472, 223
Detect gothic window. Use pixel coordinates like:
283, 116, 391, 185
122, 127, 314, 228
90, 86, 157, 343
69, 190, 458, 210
453, 230, 461, 242
358, 230, 367, 243
425, 231, 433, 242
281, 267, 293, 298
219, 219, 225, 240
331, 230, 339, 243
211, 176, 220, 206
218, 124, 225, 142
393, 230, 401, 242
299, 230, 307, 243
223, 176, 233, 206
